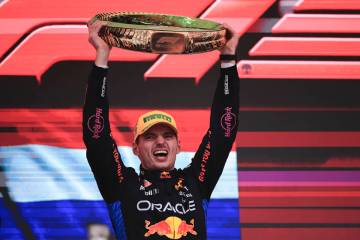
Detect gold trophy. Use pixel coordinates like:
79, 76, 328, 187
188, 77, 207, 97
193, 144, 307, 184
91, 12, 226, 54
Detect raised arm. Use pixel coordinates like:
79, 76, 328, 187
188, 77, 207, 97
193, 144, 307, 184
82, 20, 126, 203
189, 25, 240, 199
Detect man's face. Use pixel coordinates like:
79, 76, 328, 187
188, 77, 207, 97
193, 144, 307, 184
87, 224, 110, 240
133, 124, 180, 171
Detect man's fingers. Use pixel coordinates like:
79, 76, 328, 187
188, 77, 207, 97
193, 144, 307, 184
225, 28, 233, 41
88, 24, 103, 41
95, 21, 107, 34
87, 20, 106, 31
221, 23, 239, 42
222, 23, 236, 33
87, 17, 98, 27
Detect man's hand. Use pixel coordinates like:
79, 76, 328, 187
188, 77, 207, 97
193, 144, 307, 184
87, 19, 111, 67
220, 23, 240, 55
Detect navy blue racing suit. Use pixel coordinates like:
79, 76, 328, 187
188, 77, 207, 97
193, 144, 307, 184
83, 63, 239, 239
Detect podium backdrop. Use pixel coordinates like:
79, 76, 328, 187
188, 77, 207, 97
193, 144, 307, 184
1, 0, 360, 239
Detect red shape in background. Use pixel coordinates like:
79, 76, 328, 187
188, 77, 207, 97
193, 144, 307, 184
240, 227, 360, 240
240, 207, 360, 224
272, 14, 360, 33
237, 60, 360, 79
249, 37, 360, 56
295, 0, 360, 11
0, 0, 214, 60
240, 191, 360, 208
0, 108, 210, 151
144, 0, 276, 84
0, 25, 158, 82
236, 131, 360, 147
2, 109, 360, 150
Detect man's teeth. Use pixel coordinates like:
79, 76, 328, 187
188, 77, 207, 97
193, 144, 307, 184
154, 150, 168, 156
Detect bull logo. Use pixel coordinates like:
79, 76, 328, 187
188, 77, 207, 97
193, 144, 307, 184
175, 178, 184, 191
145, 217, 197, 239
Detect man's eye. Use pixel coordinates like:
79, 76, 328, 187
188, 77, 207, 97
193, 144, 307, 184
144, 135, 154, 140
164, 134, 174, 139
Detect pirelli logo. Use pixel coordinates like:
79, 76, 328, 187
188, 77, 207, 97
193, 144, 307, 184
143, 114, 172, 123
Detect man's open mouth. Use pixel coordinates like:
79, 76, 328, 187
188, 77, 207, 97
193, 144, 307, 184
153, 150, 168, 157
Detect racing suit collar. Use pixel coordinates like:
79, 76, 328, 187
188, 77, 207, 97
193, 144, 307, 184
140, 165, 177, 180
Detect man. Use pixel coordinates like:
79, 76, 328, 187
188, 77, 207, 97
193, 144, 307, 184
87, 223, 113, 240
83, 20, 239, 239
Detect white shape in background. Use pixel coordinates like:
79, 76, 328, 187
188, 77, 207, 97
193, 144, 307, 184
0, 144, 238, 202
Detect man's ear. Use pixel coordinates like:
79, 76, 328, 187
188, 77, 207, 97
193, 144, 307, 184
176, 139, 181, 154
132, 142, 139, 156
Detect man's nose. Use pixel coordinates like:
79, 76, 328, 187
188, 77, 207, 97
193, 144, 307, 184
155, 135, 165, 144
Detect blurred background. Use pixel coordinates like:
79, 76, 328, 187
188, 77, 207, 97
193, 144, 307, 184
1, 0, 360, 239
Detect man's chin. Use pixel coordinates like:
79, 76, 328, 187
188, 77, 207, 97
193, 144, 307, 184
153, 159, 174, 171
153, 155, 169, 163
154, 162, 171, 170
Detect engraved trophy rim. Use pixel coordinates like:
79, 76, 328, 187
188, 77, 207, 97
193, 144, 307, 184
91, 12, 227, 54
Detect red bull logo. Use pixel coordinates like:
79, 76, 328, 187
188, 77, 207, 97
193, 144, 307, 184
174, 178, 184, 191
144, 217, 197, 239
160, 171, 171, 179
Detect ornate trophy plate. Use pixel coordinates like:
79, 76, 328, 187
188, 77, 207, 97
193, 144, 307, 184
91, 12, 226, 54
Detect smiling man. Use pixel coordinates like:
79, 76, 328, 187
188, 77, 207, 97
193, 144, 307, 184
132, 111, 180, 171
83, 20, 240, 240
